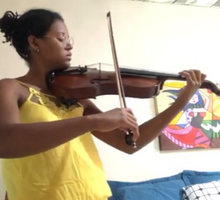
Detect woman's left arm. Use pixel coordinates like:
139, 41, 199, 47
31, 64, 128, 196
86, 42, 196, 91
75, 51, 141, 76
81, 69, 206, 154
80, 98, 185, 154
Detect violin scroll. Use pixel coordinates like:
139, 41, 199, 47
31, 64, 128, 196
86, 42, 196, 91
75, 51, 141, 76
201, 80, 220, 96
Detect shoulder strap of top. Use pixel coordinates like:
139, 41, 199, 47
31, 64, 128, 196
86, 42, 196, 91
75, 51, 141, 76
17, 80, 35, 101
16, 80, 83, 110
16, 80, 55, 98
16, 80, 30, 88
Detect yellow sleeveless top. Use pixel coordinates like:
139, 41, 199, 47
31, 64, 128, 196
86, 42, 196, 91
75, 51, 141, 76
1, 82, 112, 200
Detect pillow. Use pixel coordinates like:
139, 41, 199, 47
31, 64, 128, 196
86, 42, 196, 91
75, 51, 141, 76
116, 179, 185, 200
108, 172, 183, 200
182, 170, 220, 185
182, 180, 220, 200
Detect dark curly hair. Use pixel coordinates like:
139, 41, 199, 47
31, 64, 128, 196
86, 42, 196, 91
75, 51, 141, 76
0, 9, 63, 62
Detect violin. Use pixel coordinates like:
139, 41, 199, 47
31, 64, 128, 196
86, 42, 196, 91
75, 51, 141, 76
46, 62, 220, 101
46, 12, 220, 148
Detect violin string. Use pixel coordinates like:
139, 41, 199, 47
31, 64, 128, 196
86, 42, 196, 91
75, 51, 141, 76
73, 58, 179, 76
82, 62, 179, 77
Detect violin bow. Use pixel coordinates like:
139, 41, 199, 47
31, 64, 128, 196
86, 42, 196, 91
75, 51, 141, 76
106, 11, 137, 148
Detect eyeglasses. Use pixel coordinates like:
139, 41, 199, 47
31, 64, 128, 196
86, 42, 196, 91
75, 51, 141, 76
43, 35, 74, 46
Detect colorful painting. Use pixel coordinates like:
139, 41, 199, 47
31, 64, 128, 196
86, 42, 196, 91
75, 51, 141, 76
155, 80, 220, 151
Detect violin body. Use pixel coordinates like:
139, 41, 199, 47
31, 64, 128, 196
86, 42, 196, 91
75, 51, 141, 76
46, 63, 220, 103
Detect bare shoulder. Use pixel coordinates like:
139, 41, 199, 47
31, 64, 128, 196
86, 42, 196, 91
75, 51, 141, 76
0, 78, 21, 96
0, 78, 19, 86
0, 78, 22, 124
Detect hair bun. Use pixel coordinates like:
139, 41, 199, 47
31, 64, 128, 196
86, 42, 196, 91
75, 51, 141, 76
0, 11, 19, 44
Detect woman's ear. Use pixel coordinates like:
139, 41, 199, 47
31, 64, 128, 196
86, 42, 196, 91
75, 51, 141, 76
27, 35, 40, 52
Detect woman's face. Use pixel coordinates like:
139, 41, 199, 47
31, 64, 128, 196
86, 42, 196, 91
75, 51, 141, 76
29, 19, 73, 70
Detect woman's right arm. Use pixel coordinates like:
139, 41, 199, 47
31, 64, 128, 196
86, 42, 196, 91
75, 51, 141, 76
0, 79, 100, 158
0, 79, 139, 159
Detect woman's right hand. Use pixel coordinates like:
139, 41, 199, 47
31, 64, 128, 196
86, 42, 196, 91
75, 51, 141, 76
94, 108, 139, 141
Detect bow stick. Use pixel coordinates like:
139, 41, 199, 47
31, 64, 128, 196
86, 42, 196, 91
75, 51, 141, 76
106, 11, 137, 148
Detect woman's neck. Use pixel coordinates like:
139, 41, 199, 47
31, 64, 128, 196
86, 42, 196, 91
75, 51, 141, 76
18, 67, 49, 92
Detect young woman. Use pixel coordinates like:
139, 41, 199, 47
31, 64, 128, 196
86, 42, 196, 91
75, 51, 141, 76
0, 8, 206, 200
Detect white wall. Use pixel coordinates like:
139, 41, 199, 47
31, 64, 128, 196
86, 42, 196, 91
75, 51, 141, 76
1, 0, 220, 198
